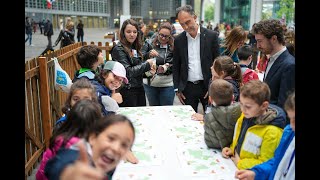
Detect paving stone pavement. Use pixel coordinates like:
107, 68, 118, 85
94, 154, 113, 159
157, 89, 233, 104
25, 28, 117, 62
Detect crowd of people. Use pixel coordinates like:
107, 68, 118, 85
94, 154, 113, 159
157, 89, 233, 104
34, 4, 295, 180
26, 17, 85, 56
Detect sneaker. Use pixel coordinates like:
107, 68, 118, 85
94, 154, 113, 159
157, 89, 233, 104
29, 44, 34, 46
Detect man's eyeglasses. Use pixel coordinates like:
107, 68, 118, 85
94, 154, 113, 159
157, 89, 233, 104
159, 33, 171, 39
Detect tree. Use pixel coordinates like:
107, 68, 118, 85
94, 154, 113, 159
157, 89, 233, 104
276, 0, 295, 24
205, 3, 214, 23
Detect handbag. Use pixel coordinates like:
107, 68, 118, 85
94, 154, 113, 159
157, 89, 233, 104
53, 57, 73, 93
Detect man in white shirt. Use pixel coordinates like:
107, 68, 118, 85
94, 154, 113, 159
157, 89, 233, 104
173, 5, 220, 112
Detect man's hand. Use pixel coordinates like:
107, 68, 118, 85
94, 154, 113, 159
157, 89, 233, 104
203, 91, 208, 99
176, 91, 186, 105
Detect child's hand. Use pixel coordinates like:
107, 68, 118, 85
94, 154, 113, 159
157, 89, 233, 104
222, 147, 232, 158
124, 150, 139, 164
231, 151, 240, 165
191, 113, 204, 121
111, 91, 123, 104
235, 170, 256, 180
60, 141, 105, 180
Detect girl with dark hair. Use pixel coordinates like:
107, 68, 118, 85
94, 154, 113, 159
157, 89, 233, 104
111, 19, 155, 107
211, 56, 243, 102
36, 99, 102, 180
55, 78, 99, 129
45, 114, 135, 180
141, 22, 175, 106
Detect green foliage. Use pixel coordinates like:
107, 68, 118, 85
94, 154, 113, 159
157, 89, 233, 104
262, 11, 272, 20
276, 0, 295, 23
205, 4, 214, 22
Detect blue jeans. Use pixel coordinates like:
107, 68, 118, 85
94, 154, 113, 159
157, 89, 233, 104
143, 84, 175, 106
25, 33, 32, 45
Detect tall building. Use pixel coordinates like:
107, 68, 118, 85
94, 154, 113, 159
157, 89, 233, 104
25, 0, 111, 29
214, 0, 281, 30
109, 0, 194, 27
25, 0, 196, 29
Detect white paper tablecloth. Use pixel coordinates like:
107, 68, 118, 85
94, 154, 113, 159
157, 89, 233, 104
113, 105, 238, 180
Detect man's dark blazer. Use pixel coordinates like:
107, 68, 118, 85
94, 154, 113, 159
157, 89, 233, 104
173, 27, 220, 92
264, 49, 295, 108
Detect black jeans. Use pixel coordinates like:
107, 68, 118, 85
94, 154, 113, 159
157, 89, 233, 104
119, 86, 146, 107
183, 81, 208, 113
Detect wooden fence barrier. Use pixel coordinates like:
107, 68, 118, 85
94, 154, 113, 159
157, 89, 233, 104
25, 41, 111, 179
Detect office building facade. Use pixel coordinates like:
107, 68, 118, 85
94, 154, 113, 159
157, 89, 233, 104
25, 0, 111, 29
25, 0, 194, 29
214, 0, 281, 30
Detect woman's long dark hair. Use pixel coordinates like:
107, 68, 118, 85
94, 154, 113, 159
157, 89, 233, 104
119, 19, 143, 58
49, 99, 102, 150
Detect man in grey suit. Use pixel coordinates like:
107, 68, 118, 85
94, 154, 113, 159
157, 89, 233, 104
253, 19, 295, 109
173, 5, 220, 112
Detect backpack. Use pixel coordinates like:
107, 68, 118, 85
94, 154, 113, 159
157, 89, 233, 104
241, 67, 259, 84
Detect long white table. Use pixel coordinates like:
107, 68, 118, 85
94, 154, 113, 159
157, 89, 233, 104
113, 105, 237, 180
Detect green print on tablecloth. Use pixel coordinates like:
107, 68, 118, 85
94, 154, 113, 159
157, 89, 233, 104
188, 149, 211, 160
134, 151, 152, 161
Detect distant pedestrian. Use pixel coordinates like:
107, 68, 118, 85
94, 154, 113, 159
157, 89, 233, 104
31, 18, 37, 34
53, 21, 75, 49
39, 19, 45, 34
25, 17, 33, 46
44, 18, 54, 50
76, 19, 84, 43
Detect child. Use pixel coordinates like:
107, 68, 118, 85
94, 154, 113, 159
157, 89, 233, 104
222, 80, 286, 170
45, 114, 135, 180
93, 60, 129, 115
238, 45, 259, 84
73, 44, 104, 83
203, 79, 242, 149
36, 99, 102, 180
211, 55, 243, 102
55, 78, 99, 129
94, 60, 138, 164
235, 91, 295, 180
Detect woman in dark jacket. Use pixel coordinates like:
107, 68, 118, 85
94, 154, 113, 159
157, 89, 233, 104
76, 19, 84, 43
111, 19, 155, 107
53, 21, 75, 49
141, 22, 175, 106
